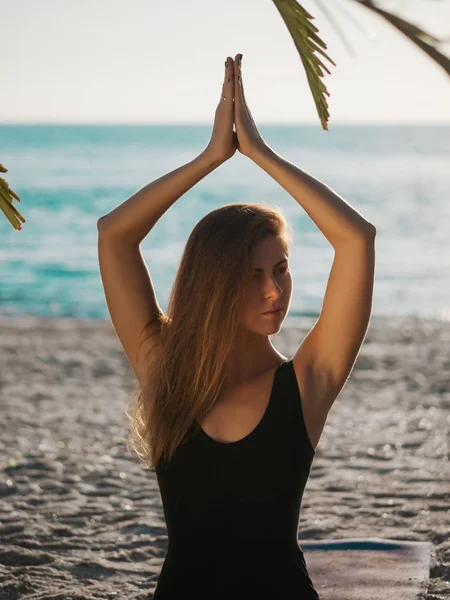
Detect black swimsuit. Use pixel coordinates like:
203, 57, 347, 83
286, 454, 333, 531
153, 359, 320, 599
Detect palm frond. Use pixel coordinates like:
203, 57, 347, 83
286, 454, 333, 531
344, 0, 450, 77
0, 163, 25, 231
270, 0, 449, 136
272, 0, 337, 131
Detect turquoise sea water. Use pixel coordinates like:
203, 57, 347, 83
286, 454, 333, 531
1, 124, 449, 323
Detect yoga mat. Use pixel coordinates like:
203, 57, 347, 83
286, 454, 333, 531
300, 538, 431, 600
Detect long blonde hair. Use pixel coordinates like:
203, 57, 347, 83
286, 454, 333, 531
125, 203, 293, 470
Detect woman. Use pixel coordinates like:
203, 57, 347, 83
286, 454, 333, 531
97, 54, 376, 599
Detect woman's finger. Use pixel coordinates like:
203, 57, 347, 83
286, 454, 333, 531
234, 53, 245, 106
221, 57, 234, 103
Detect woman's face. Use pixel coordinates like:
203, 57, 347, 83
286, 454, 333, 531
241, 235, 292, 334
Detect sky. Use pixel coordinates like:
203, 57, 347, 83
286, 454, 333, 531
1, 0, 450, 125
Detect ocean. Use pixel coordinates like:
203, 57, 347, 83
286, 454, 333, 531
1, 123, 449, 323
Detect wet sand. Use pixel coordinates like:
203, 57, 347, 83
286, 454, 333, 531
0, 314, 448, 598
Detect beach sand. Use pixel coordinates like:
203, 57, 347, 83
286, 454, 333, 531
0, 314, 448, 599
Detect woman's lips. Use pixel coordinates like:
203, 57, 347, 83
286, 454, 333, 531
262, 308, 284, 316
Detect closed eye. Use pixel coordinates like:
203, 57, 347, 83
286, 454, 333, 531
253, 266, 289, 278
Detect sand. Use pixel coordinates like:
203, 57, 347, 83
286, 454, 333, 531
0, 314, 448, 599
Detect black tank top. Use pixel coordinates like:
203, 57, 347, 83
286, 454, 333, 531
153, 359, 319, 599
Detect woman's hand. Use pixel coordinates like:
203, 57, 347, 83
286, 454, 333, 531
233, 54, 268, 159
204, 57, 237, 165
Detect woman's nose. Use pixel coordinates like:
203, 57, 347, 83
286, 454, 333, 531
263, 276, 283, 295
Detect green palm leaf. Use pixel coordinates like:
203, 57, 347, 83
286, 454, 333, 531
350, 0, 450, 78
0, 163, 25, 231
272, 0, 337, 131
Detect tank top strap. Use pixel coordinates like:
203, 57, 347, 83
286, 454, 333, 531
274, 359, 315, 456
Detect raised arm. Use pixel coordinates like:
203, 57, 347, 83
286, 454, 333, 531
98, 151, 218, 244
232, 54, 376, 449
232, 54, 375, 242
96, 57, 238, 382
96, 151, 223, 383
248, 147, 375, 448
97, 56, 237, 245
